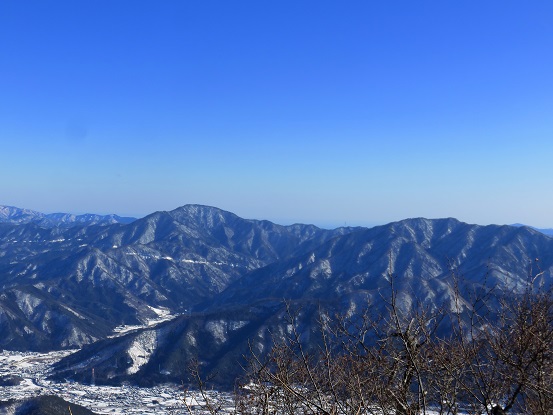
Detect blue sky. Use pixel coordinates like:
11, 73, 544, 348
1, 1, 552, 228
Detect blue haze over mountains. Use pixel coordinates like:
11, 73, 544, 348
0, 205, 136, 227
0, 204, 551, 386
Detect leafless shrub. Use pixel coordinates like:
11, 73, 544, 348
187, 273, 552, 415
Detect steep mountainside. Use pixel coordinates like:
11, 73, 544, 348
0, 205, 354, 351
50, 217, 553, 387
216, 218, 553, 308
2, 204, 552, 387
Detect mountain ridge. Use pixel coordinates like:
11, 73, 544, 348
0, 205, 136, 227
0, 204, 357, 351
1, 204, 551, 387
511, 222, 553, 237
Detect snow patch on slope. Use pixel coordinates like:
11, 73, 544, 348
205, 319, 248, 345
127, 330, 158, 375
13, 290, 43, 319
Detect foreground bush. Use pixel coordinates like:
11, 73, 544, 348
187, 277, 552, 415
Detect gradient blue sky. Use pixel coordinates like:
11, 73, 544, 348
1, 1, 552, 228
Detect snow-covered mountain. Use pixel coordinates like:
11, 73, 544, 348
1, 204, 551, 387
0, 205, 136, 227
0, 205, 355, 351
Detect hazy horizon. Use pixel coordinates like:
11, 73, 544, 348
4, 201, 552, 231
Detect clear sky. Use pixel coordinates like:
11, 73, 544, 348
1, 1, 552, 228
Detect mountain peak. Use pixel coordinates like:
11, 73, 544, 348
168, 204, 240, 227
0, 205, 45, 223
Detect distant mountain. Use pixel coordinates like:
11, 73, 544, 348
511, 222, 553, 237
0, 205, 136, 227
0, 205, 44, 223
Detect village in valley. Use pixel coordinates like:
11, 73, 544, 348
0, 348, 221, 414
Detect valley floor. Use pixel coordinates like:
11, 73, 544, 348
0, 349, 232, 414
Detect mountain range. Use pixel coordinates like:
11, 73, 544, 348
0, 204, 551, 387
0, 205, 136, 227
